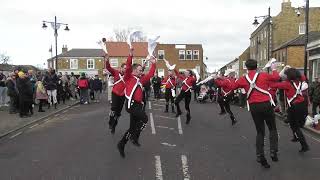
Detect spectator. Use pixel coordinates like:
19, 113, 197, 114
17, 71, 33, 118
152, 73, 161, 99
6, 72, 18, 114
89, 76, 95, 101
69, 72, 78, 100
35, 80, 48, 112
309, 77, 320, 117
57, 75, 66, 104
0, 72, 8, 107
92, 75, 102, 102
78, 72, 90, 104
43, 68, 59, 109
28, 70, 37, 104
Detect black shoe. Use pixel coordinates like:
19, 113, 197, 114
38, 109, 45, 112
257, 156, 270, 168
54, 103, 57, 109
186, 113, 191, 124
111, 127, 115, 134
131, 139, 141, 147
219, 111, 226, 115
231, 120, 237, 126
175, 111, 182, 117
270, 153, 278, 162
299, 146, 310, 153
291, 137, 299, 142
117, 142, 125, 158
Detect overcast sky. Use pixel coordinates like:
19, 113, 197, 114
0, 0, 319, 72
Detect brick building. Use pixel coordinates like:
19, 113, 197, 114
238, 47, 250, 77
272, 31, 320, 74
155, 44, 205, 78
250, 0, 320, 68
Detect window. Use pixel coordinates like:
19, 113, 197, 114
299, 23, 306, 34
158, 69, 164, 77
264, 48, 267, 60
110, 59, 118, 68
282, 51, 286, 62
193, 50, 199, 60
158, 50, 165, 60
186, 50, 192, 60
179, 50, 185, 60
195, 65, 201, 75
261, 33, 264, 41
70, 59, 78, 69
243, 61, 247, 70
141, 59, 149, 68
264, 29, 267, 38
87, 59, 95, 69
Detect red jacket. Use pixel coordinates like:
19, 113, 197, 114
215, 77, 235, 96
270, 80, 304, 105
162, 76, 176, 89
124, 62, 156, 103
226, 70, 280, 104
174, 70, 196, 92
105, 56, 133, 96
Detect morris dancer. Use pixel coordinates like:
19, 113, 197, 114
214, 69, 237, 125
216, 59, 280, 168
174, 69, 196, 124
117, 56, 156, 158
162, 70, 176, 113
271, 68, 309, 152
105, 49, 133, 134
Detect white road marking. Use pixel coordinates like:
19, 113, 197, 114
148, 101, 152, 109
150, 113, 156, 134
157, 115, 176, 120
157, 126, 175, 130
161, 142, 177, 147
241, 135, 248, 140
29, 124, 39, 129
62, 110, 68, 113
152, 108, 163, 111
10, 132, 22, 139
54, 114, 59, 117
177, 116, 183, 135
155, 156, 163, 180
181, 155, 191, 180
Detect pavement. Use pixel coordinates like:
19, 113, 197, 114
0, 99, 79, 139
0, 95, 320, 180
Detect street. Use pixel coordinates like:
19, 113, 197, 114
0, 96, 320, 180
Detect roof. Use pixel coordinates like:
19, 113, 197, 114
0, 64, 40, 72
48, 42, 148, 61
273, 31, 320, 51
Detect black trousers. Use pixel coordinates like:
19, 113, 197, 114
312, 101, 320, 116
175, 90, 191, 114
120, 100, 148, 144
249, 102, 278, 157
19, 99, 32, 116
287, 102, 309, 148
154, 86, 160, 99
165, 88, 175, 111
109, 92, 125, 128
217, 95, 235, 121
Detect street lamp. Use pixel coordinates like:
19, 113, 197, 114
252, 7, 272, 64
42, 16, 70, 72
295, 0, 309, 76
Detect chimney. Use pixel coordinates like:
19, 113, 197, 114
62, 45, 68, 54
282, 0, 292, 12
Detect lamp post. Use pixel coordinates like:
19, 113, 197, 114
252, 7, 272, 67
42, 16, 70, 72
296, 0, 309, 76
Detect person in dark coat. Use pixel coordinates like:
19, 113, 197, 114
92, 75, 102, 102
6, 73, 19, 114
43, 69, 59, 109
17, 71, 33, 118
57, 75, 66, 104
152, 73, 162, 99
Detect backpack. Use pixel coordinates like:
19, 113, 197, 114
78, 79, 88, 89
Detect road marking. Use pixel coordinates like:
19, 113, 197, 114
181, 155, 191, 180
311, 157, 320, 160
148, 101, 152, 110
152, 108, 163, 111
157, 115, 176, 120
29, 124, 39, 129
177, 116, 183, 135
155, 156, 163, 180
10, 132, 22, 139
161, 142, 177, 147
153, 104, 165, 107
241, 135, 248, 140
157, 126, 175, 130
150, 113, 156, 134
54, 114, 59, 117
62, 110, 68, 113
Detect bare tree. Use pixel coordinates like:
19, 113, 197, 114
113, 27, 147, 42
0, 53, 10, 64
